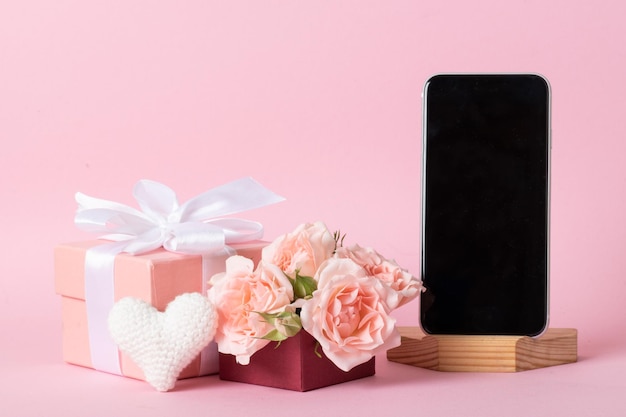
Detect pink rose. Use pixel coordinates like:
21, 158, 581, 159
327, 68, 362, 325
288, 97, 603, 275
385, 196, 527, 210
300, 258, 401, 372
262, 221, 335, 278
335, 244, 424, 309
207, 256, 293, 365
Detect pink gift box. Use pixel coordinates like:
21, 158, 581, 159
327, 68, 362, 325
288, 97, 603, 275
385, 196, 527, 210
219, 330, 376, 391
54, 239, 265, 381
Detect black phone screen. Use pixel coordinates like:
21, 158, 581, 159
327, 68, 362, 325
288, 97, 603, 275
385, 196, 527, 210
420, 74, 550, 336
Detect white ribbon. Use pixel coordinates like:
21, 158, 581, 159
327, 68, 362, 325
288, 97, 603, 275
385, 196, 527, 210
76, 178, 284, 375
76, 177, 285, 255
83, 241, 127, 374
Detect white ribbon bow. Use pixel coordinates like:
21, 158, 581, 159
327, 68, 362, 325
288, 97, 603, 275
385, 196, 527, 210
75, 177, 285, 255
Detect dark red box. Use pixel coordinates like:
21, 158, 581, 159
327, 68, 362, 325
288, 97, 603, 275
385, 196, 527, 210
219, 330, 375, 391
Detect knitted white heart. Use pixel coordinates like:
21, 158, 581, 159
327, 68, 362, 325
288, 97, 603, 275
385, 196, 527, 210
108, 293, 217, 392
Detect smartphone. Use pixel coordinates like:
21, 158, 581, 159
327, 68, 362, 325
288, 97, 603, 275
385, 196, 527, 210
420, 74, 550, 336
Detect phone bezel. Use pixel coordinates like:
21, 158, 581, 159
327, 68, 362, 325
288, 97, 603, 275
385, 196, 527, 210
419, 73, 552, 337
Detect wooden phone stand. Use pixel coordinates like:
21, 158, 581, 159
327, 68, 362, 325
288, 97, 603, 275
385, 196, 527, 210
387, 327, 577, 372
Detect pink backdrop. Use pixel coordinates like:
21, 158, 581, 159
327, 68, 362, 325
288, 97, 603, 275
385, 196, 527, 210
1, 1, 625, 416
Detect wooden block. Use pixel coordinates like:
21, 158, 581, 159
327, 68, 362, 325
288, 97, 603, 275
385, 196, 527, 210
386, 327, 577, 372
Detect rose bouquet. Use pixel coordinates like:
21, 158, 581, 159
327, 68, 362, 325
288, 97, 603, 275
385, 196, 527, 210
207, 221, 424, 372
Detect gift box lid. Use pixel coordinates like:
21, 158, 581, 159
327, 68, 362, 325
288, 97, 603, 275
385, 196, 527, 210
54, 240, 267, 308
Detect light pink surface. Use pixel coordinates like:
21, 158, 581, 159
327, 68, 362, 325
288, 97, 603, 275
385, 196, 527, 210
1, 1, 625, 416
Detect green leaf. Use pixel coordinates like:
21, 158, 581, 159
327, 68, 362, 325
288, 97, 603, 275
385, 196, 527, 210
274, 312, 302, 337
254, 311, 278, 326
293, 273, 317, 299
259, 329, 289, 342
252, 311, 303, 340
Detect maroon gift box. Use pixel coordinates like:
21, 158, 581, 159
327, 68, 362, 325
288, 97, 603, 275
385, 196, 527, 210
219, 330, 375, 391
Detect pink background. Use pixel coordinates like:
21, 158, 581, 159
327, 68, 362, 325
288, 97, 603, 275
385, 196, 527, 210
1, 1, 625, 416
